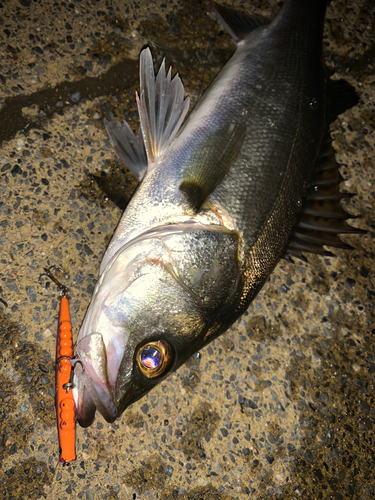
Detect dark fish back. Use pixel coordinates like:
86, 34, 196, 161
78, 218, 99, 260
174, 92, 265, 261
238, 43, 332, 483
202, 0, 330, 310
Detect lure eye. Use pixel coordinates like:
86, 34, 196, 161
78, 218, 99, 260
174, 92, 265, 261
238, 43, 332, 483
136, 340, 172, 379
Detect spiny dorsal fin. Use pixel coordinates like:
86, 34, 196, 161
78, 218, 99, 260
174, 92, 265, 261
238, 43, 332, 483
137, 48, 190, 166
105, 48, 189, 181
211, 1, 269, 45
286, 132, 366, 261
179, 122, 246, 210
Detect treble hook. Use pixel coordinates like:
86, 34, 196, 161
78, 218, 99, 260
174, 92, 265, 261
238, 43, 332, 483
38, 265, 70, 297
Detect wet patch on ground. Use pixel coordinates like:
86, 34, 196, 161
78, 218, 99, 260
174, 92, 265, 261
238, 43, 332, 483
0, 58, 138, 145
79, 161, 138, 211
1, 458, 53, 500
0, 316, 55, 497
121, 403, 221, 496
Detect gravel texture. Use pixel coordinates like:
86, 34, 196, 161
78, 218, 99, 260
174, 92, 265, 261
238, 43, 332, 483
0, 0, 374, 499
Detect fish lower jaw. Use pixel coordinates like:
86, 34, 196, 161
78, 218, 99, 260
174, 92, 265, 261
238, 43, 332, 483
73, 363, 118, 426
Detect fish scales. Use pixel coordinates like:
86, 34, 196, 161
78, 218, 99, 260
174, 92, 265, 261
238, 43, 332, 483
72, 0, 362, 425
101, 3, 326, 278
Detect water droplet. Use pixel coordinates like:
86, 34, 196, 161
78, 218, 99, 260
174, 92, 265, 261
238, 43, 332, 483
141, 345, 162, 369
309, 97, 318, 109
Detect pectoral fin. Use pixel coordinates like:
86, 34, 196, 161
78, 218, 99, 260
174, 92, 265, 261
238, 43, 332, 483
179, 122, 246, 209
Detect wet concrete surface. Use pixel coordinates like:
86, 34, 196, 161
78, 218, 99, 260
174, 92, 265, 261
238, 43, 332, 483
0, 0, 374, 499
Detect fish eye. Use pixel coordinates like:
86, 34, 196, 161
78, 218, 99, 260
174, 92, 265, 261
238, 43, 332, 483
136, 340, 173, 378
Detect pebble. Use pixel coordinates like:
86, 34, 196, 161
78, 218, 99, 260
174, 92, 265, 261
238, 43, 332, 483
69, 92, 81, 103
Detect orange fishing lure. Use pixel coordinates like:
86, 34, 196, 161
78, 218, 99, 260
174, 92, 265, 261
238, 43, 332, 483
55, 294, 77, 463
40, 266, 77, 464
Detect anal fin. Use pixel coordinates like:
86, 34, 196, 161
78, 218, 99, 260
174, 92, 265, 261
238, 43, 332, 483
286, 132, 366, 261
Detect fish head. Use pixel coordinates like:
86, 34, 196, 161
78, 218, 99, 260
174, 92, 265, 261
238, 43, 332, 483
73, 224, 241, 426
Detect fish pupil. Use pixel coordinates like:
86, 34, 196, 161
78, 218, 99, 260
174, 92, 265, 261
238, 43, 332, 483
141, 345, 162, 369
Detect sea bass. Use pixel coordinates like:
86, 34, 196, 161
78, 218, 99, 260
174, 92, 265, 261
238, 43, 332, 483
72, 0, 361, 426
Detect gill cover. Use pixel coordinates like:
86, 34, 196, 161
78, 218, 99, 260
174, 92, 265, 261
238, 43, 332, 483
73, 223, 241, 425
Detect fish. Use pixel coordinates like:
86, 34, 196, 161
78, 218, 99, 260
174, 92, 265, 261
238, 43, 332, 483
72, 0, 362, 427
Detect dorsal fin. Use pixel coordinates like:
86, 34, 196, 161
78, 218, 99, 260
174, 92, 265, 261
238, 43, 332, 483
137, 48, 190, 166
105, 48, 189, 181
286, 132, 366, 261
211, 1, 269, 45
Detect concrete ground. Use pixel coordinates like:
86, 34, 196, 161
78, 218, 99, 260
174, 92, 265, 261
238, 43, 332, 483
0, 0, 374, 499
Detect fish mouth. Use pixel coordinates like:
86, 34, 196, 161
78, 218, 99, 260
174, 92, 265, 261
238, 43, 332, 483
72, 359, 118, 427
72, 329, 126, 427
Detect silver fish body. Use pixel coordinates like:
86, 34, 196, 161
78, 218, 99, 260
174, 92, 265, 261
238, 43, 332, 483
72, 0, 356, 425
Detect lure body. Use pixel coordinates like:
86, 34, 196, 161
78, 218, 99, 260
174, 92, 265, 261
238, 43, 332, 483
55, 296, 76, 463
